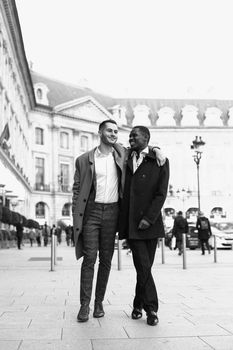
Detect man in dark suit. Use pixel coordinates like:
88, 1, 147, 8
119, 125, 169, 326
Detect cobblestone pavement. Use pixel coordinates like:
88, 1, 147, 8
0, 242, 233, 350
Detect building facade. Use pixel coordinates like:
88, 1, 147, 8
0, 0, 35, 217
1, 0, 233, 227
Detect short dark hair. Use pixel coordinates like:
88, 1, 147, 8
99, 119, 117, 131
177, 211, 183, 215
133, 125, 150, 142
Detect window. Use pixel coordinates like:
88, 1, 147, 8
80, 135, 88, 151
35, 157, 45, 185
36, 88, 43, 100
62, 203, 71, 216
35, 127, 44, 145
60, 163, 69, 191
60, 132, 69, 149
34, 83, 49, 106
35, 202, 45, 218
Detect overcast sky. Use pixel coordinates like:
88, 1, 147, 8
16, 0, 233, 99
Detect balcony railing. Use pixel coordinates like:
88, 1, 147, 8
34, 183, 50, 192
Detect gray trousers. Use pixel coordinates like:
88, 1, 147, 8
80, 201, 119, 305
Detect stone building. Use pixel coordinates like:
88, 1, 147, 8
1, 0, 233, 227
0, 0, 35, 217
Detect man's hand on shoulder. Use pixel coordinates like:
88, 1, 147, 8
152, 147, 166, 166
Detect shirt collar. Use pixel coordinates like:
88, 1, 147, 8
95, 146, 114, 158
131, 146, 149, 158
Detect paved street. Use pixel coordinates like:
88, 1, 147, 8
0, 242, 233, 350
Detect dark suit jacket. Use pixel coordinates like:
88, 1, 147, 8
119, 149, 169, 240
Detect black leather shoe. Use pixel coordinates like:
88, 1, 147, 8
93, 302, 105, 318
146, 311, 159, 326
77, 304, 90, 322
131, 308, 142, 320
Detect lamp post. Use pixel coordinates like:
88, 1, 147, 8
190, 136, 205, 213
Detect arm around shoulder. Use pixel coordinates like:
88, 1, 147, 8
150, 145, 167, 166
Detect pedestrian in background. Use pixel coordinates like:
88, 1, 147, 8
16, 219, 24, 250
119, 125, 169, 326
28, 228, 36, 247
65, 225, 72, 246
196, 211, 212, 255
42, 222, 49, 247
172, 211, 189, 255
50, 224, 56, 236
56, 225, 62, 244
35, 227, 42, 246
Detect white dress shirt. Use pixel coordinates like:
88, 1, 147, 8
132, 146, 149, 173
94, 147, 119, 203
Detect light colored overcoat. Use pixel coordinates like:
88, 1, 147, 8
72, 144, 126, 260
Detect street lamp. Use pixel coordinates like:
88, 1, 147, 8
190, 136, 205, 213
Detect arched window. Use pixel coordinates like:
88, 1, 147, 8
36, 88, 43, 100
34, 83, 49, 105
210, 207, 226, 219
62, 203, 71, 216
35, 202, 45, 218
186, 207, 199, 221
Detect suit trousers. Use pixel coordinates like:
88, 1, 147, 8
80, 200, 119, 305
129, 238, 158, 313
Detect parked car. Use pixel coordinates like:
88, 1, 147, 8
209, 226, 233, 249
211, 221, 233, 234
165, 225, 199, 250
186, 225, 199, 250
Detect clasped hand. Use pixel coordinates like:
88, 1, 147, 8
138, 219, 151, 230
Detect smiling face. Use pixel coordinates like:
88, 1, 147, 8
99, 121, 118, 146
129, 127, 149, 152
